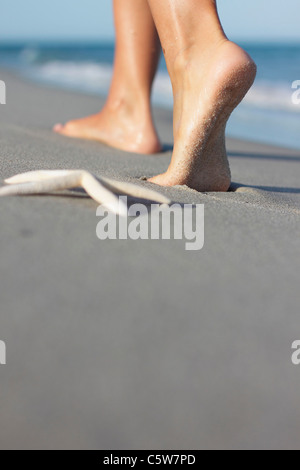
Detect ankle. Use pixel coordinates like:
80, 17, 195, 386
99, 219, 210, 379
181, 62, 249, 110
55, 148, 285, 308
168, 36, 227, 81
105, 89, 152, 122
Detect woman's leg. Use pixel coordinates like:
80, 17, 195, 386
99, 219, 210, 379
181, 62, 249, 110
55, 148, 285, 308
54, 0, 161, 154
147, 0, 256, 191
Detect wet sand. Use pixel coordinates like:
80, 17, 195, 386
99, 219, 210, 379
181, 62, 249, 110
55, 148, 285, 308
0, 69, 300, 449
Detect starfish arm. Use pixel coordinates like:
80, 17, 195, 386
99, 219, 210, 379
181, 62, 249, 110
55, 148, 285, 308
0, 182, 43, 196
0, 173, 83, 196
80, 172, 128, 217
4, 170, 78, 185
100, 177, 171, 204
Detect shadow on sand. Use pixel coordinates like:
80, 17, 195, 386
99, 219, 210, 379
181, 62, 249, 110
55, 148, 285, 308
228, 151, 300, 163
230, 182, 300, 194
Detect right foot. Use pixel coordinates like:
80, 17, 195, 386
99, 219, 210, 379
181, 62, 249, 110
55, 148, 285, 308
54, 100, 162, 155
149, 41, 257, 192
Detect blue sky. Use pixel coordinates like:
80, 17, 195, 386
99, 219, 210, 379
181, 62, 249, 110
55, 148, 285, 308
1, 0, 300, 43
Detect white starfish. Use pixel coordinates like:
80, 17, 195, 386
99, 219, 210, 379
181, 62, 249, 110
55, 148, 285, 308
0, 170, 171, 216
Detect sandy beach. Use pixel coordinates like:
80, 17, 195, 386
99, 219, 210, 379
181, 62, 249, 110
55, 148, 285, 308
0, 68, 300, 450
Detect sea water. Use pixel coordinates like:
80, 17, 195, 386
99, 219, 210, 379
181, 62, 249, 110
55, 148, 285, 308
0, 42, 300, 150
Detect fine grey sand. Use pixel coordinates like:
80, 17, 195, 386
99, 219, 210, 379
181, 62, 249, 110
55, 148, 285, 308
0, 69, 300, 450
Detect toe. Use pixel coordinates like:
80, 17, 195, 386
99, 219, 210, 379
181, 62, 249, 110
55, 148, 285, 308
53, 123, 64, 133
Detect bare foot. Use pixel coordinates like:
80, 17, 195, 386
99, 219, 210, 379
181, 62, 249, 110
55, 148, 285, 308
149, 41, 257, 191
54, 100, 162, 155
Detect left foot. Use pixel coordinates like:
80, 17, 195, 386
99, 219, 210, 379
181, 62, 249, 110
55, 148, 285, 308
54, 99, 162, 155
149, 41, 256, 192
